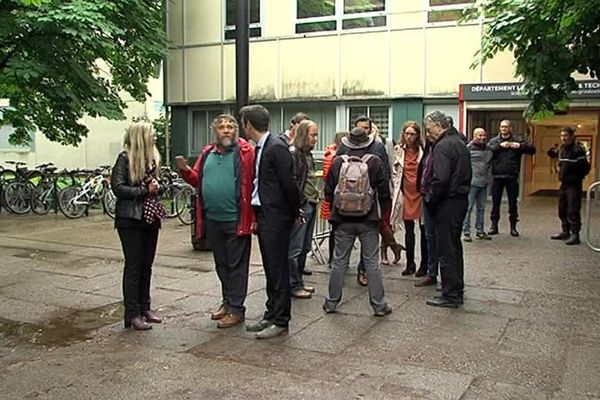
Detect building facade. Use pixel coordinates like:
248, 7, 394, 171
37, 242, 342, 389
166, 0, 599, 194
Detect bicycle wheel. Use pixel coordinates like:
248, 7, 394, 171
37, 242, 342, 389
58, 186, 88, 219
159, 185, 178, 218
3, 181, 33, 214
175, 185, 194, 225
31, 181, 53, 215
102, 187, 116, 219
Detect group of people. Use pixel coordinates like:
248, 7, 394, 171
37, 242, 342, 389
109, 106, 591, 335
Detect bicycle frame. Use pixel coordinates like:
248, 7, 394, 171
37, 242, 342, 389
70, 175, 106, 206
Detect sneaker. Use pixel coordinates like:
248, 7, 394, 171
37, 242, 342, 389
475, 231, 492, 240
463, 234, 472, 242
374, 305, 392, 317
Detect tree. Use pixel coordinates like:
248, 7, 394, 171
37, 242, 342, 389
471, 0, 600, 116
0, 0, 167, 145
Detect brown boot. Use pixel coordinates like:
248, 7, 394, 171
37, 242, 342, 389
125, 316, 152, 331
390, 244, 404, 265
210, 304, 227, 320
217, 313, 244, 329
380, 245, 390, 265
141, 310, 162, 324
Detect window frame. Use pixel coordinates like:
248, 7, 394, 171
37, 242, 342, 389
188, 107, 229, 156
222, 0, 263, 42
347, 104, 391, 139
294, 0, 388, 36
426, 0, 478, 26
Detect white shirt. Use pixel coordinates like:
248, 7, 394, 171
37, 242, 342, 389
251, 132, 270, 206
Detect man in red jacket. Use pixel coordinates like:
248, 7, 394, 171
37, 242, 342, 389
176, 114, 255, 329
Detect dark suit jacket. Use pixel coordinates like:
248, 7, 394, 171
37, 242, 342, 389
257, 133, 300, 222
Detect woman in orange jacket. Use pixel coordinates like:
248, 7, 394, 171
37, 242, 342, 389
320, 131, 348, 266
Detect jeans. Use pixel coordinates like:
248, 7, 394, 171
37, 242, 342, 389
325, 222, 388, 313
117, 227, 159, 320
205, 219, 251, 316
434, 197, 468, 301
423, 202, 439, 278
463, 185, 488, 235
558, 181, 583, 234
490, 177, 519, 224
289, 202, 317, 291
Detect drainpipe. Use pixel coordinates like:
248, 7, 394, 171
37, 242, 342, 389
235, 0, 249, 136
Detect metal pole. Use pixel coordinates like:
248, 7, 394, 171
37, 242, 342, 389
235, 0, 249, 136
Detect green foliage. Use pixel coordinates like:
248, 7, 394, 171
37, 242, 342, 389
0, 0, 167, 146
470, 0, 600, 117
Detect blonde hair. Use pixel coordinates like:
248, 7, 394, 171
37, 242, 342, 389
123, 122, 160, 184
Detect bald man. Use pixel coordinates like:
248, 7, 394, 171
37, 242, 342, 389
488, 120, 536, 236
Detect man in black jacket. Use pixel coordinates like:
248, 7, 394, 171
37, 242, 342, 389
551, 126, 591, 245
488, 120, 536, 237
424, 111, 471, 308
323, 127, 392, 316
240, 104, 300, 339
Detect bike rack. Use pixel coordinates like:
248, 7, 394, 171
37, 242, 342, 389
585, 181, 600, 252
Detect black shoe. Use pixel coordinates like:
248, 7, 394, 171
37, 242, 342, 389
426, 296, 461, 308
488, 223, 499, 235
322, 304, 337, 314
415, 267, 428, 278
401, 263, 416, 276
565, 233, 580, 245
510, 228, 519, 237
302, 267, 313, 276
246, 319, 271, 332
551, 232, 570, 240
357, 272, 368, 287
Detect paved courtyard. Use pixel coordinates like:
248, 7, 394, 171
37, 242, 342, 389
1, 197, 599, 399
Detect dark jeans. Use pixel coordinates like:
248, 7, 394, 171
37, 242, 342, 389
205, 218, 251, 316
490, 177, 519, 224
423, 202, 438, 278
255, 208, 293, 328
559, 181, 583, 234
117, 227, 159, 320
433, 197, 468, 301
327, 223, 337, 265
289, 202, 317, 291
404, 219, 427, 270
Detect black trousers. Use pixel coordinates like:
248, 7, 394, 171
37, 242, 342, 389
255, 208, 293, 328
117, 227, 159, 320
490, 177, 519, 224
433, 197, 468, 301
558, 181, 583, 234
205, 219, 251, 316
404, 220, 428, 271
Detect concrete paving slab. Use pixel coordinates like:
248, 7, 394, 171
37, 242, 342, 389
562, 343, 600, 396
460, 378, 549, 399
0, 297, 65, 324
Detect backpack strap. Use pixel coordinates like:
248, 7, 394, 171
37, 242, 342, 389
361, 154, 374, 163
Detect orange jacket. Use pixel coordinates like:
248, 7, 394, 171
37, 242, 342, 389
319, 143, 337, 220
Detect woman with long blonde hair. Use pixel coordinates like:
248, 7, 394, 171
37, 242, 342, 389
111, 121, 165, 330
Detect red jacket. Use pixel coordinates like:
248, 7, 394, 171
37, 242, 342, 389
180, 138, 255, 239
319, 143, 337, 220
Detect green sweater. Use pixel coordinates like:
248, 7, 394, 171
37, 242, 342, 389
202, 149, 238, 222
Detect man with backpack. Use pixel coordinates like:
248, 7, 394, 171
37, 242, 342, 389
323, 127, 392, 316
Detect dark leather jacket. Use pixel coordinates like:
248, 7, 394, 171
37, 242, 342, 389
289, 145, 309, 207
111, 152, 149, 221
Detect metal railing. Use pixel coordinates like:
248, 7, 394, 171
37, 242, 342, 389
585, 181, 600, 252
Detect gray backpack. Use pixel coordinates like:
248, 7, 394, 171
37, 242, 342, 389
333, 154, 374, 217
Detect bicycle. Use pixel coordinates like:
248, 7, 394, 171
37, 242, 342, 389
58, 166, 113, 219
173, 181, 195, 225
30, 164, 76, 215
2, 161, 43, 214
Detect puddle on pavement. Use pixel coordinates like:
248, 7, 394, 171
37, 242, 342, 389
0, 302, 123, 347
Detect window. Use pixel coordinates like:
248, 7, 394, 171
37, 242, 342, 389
190, 110, 224, 154
0, 122, 34, 152
349, 105, 390, 138
224, 0, 261, 40
295, 0, 386, 34
427, 0, 475, 23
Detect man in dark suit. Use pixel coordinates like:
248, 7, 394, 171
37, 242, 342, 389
239, 104, 300, 339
